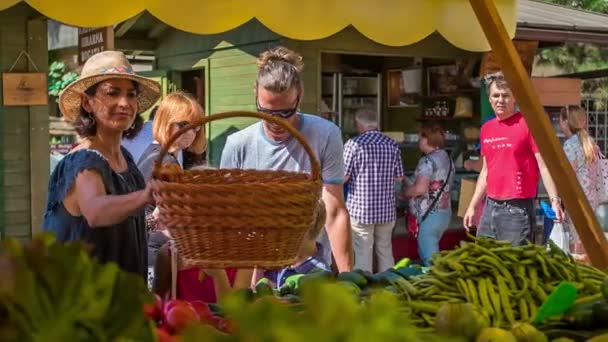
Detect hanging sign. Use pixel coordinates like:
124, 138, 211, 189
480, 40, 539, 76
78, 26, 114, 64
1, 50, 48, 106
2, 73, 48, 106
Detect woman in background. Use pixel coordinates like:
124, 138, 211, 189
559, 105, 600, 259
136, 91, 206, 286
403, 122, 454, 265
138, 91, 250, 301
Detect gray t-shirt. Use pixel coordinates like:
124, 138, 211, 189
220, 113, 344, 266
220, 113, 345, 184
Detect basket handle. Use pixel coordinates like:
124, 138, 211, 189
154, 111, 322, 181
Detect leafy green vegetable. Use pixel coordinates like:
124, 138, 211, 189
182, 282, 464, 342
0, 233, 154, 342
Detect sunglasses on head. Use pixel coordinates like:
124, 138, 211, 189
483, 72, 505, 85
175, 121, 201, 133
256, 95, 300, 119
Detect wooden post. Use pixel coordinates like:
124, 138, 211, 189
468, 0, 608, 270
27, 18, 49, 236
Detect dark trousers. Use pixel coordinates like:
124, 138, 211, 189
477, 198, 536, 246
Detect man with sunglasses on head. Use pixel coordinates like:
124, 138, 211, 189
220, 46, 353, 272
463, 71, 564, 246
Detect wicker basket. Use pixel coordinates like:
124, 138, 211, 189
152, 111, 323, 269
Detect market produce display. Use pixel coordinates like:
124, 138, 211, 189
180, 282, 463, 342
226, 236, 608, 341
1, 233, 607, 342
0, 234, 155, 341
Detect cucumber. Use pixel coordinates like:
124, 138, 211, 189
281, 294, 301, 304
383, 285, 399, 295
279, 284, 293, 297
592, 300, 608, 326
563, 303, 599, 330
297, 270, 334, 292
255, 279, 274, 298
391, 266, 423, 279
370, 270, 403, 286
233, 288, 255, 303
353, 269, 375, 283
336, 281, 361, 296
336, 271, 368, 288
393, 258, 410, 270
283, 274, 305, 291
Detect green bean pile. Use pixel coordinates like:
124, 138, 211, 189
396, 237, 607, 329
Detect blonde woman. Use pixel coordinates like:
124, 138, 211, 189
559, 105, 600, 257
137, 91, 206, 176
138, 92, 250, 302
137, 91, 206, 255
136, 92, 205, 289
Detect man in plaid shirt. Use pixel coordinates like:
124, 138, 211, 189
344, 109, 404, 272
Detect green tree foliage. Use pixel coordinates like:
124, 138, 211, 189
535, 0, 608, 103
540, 0, 608, 13
48, 61, 78, 99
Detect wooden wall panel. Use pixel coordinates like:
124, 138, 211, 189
0, 3, 49, 239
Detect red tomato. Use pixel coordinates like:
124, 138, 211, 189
189, 301, 216, 323
155, 326, 175, 342
165, 304, 200, 333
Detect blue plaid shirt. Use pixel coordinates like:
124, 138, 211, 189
344, 130, 404, 224
264, 243, 330, 288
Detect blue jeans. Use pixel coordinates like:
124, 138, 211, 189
418, 210, 451, 265
477, 198, 535, 246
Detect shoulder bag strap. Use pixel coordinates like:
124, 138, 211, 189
419, 156, 453, 224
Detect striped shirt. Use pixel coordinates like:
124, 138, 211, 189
344, 130, 404, 224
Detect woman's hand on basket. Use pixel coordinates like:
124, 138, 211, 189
142, 179, 160, 205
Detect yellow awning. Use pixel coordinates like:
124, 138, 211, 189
0, 0, 517, 52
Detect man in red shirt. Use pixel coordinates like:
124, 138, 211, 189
463, 72, 564, 245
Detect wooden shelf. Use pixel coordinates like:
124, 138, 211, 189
342, 74, 379, 79
417, 90, 479, 99
343, 106, 377, 110
400, 140, 461, 148
416, 116, 473, 121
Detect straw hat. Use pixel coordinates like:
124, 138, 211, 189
59, 50, 161, 122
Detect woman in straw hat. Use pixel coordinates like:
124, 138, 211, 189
42, 50, 161, 280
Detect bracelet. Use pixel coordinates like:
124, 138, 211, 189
550, 197, 562, 204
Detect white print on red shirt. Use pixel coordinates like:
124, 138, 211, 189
483, 137, 513, 150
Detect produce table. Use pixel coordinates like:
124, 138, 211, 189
2, 234, 607, 342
